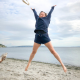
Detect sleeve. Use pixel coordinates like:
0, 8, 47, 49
32, 9, 38, 20
47, 6, 54, 20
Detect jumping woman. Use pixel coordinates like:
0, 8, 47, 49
25, 5, 67, 72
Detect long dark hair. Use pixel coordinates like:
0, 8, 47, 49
39, 11, 47, 17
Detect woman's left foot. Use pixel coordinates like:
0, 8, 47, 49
63, 66, 67, 73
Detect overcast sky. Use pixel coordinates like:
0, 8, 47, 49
0, 0, 80, 47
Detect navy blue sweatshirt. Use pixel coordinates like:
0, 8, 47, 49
32, 6, 54, 33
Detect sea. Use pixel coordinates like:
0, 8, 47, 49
0, 47, 80, 67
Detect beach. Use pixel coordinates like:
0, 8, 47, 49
0, 58, 80, 80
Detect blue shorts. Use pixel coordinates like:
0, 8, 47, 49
34, 33, 51, 44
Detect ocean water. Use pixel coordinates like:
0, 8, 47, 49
0, 47, 80, 67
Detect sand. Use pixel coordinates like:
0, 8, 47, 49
0, 58, 80, 80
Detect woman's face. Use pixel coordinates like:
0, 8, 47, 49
39, 12, 46, 18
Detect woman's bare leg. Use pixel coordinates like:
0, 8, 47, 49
25, 42, 41, 71
44, 41, 67, 72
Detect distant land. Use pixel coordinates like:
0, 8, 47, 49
9, 45, 45, 47
8, 45, 80, 48
0, 44, 7, 48
0, 43, 80, 48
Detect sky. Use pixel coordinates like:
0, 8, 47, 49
0, 0, 80, 47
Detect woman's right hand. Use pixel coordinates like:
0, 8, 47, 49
31, 8, 35, 10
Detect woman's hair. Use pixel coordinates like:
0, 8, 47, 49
39, 11, 47, 17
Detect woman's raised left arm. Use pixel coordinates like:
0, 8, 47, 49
47, 5, 56, 20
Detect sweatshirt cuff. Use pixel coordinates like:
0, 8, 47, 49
52, 6, 55, 9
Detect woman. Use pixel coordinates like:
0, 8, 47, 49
25, 5, 67, 72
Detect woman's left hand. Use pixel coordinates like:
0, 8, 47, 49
53, 5, 57, 7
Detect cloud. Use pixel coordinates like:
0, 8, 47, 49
0, 0, 80, 46
58, 1, 80, 21
51, 36, 80, 47
48, 1, 80, 40
50, 19, 80, 39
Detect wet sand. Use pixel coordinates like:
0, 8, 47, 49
0, 58, 80, 80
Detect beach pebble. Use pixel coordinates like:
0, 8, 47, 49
68, 72, 71, 74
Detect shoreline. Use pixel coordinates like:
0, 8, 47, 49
0, 58, 80, 80
8, 57, 80, 69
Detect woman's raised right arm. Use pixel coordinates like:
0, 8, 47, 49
31, 8, 38, 20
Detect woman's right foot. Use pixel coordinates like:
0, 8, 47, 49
25, 63, 31, 71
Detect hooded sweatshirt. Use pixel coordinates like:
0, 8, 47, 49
32, 6, 54, 33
